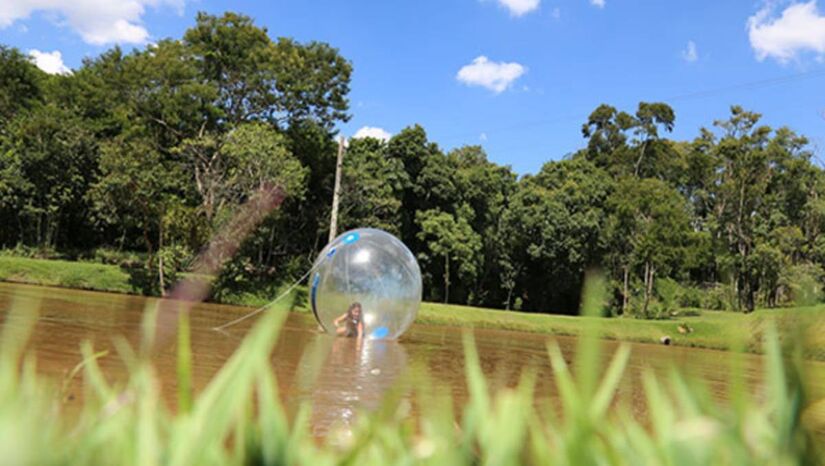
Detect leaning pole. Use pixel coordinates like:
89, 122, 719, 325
328, 135, 346, 244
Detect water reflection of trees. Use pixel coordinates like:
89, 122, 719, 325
292, 335, 408, 438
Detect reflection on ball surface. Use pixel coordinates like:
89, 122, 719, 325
310, 228, 422, 340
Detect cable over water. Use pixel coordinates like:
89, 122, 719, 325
212, 263, 318, 331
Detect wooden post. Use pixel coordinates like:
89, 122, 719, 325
328, 136, 346, 244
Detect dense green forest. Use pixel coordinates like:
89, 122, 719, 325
1, 11, 823, 317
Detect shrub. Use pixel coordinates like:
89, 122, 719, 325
90, 247, 145, 268
701, 283, 735, 311
777, 263, 824, 307
0, 243, 62, 259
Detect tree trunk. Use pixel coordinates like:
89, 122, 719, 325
642, 261, 655, 317
622, 265, 630, 315
143, 225, 154, 271
266, 226, 277, 265
158, 220, 166, 297
444, 253, 450, 304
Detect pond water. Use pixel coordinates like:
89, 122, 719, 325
1, 282, 823, 437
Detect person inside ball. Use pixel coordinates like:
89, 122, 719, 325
333, 302, 364, 340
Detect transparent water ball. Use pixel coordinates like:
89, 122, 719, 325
310, 228, 422, 340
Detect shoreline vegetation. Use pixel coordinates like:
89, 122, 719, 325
3, 255, 823, 359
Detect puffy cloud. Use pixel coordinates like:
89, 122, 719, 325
496, 0, 540, 17
456, 56, 527, 93
0, 0, 185, 45
590, 0, 605, 8
682, 40, 698, 62
28, 49, 71, 74
748, 1, 825, 63
353, 126, 392, 142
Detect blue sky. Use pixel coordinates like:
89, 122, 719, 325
2, 0, 825, 174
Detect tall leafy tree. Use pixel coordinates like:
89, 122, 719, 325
385, 125, 444, 258
607, 178, 691, 317
710, 107, 774, 312
501, 157, 613, 313
338, 137, 406, 234
184, 12, 351, 129
0, 46, 44, 131
0, 105, 97, 248
416, 207, 481, 303
449, 146, 517, 305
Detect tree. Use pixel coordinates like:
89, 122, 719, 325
338, 137, 405, 234
184, 12, 351, 129
582, 102, 677, 179
223, 123, 307, 199
89, 131, 188, 292
608, 178, 691, 317
449, 146, 517, 305
581, 104, 634, 166
174, 122, 306, 225
386, 125, 440, 246
500, 157, 613, 313
0, 46, 43, 128
0, 105, 97, 248
710, 107, 773, 312
631, 102, 676, 178
416, 208, 481, 303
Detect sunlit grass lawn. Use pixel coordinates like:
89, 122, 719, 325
416, 301, 825, 359
0, 255, 136, 294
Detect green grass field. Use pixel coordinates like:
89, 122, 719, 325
416, 301, 825, 359
2, 255, 824, 358
0, 255, 137, 294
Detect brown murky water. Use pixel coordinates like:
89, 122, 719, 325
2, 282, 824, 437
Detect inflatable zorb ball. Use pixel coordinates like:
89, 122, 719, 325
310, 228, 422, 340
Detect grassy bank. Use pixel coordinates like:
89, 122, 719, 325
417, 301, 825, 359
3, 255, 824, 358
0, 255, 136, 294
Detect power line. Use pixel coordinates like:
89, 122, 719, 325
666, 68, 825, 102
442, 68, 825, 144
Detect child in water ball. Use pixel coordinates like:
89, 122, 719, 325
333, 302, 365, 340
311, 228, 422, 340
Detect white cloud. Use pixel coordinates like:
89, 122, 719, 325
353, 126, 392, 142
495, 0, 540, 17
28, 49, 71, 74
748, 1, 825, 63
590, 0, 605, 8
551, 7, 561, 19
0, 0, 185, 45
682, 40, 698, 62
456, 56, 527, 93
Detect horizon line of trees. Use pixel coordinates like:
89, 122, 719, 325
2, 11, 824, 317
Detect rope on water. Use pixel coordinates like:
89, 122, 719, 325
212, 264, 318, 331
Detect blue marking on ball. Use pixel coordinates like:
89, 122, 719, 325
371, 326, 390, 339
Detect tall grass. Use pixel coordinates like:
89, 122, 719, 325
0, 286, 821, 465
